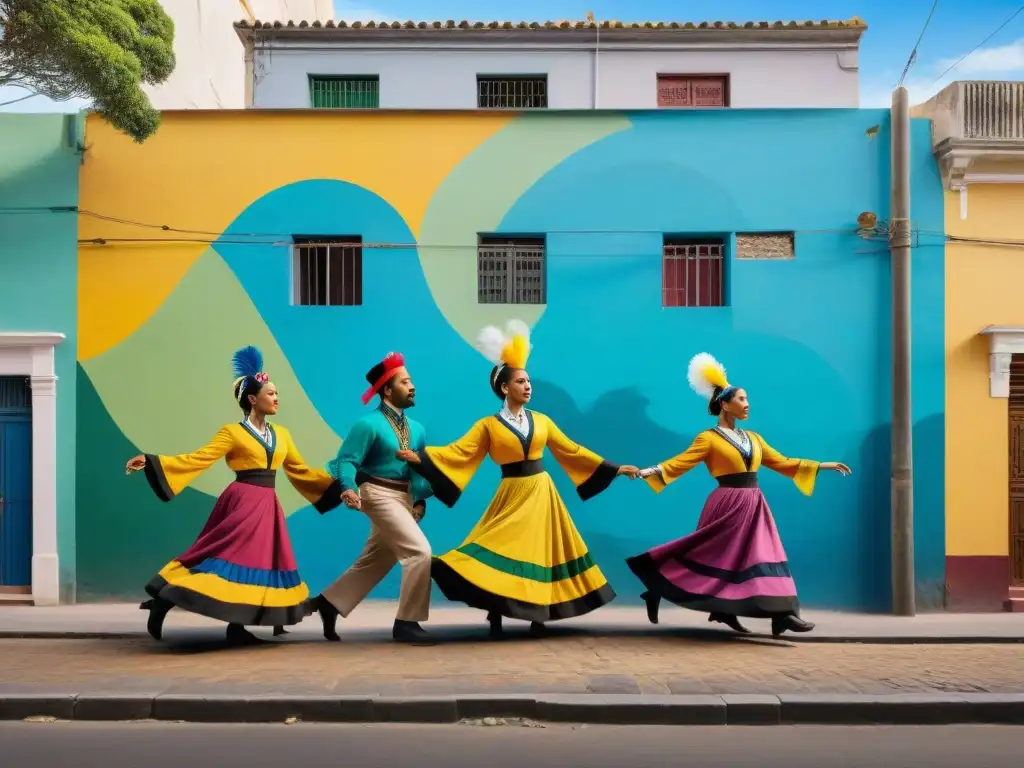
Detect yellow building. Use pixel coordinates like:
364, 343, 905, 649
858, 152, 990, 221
917, 81, 1024, 611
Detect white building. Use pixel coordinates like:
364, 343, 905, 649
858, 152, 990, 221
234, 19, 867, 110
144, 0, 333, 110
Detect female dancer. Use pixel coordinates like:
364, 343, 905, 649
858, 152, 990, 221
396, 321, 639, 637
126, 346, 342, 644
626, 353, 850, 637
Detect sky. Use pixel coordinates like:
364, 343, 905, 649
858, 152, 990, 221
2, 0, 1023, 112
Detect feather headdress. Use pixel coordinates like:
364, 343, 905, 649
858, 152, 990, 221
687, 352, 730, 401
476, 319, 531, 371
231, 345, 269, 403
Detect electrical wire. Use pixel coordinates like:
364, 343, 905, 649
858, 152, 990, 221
931, 4, 1024, 83
0, 91, 40, 108
898, 0, 941, 87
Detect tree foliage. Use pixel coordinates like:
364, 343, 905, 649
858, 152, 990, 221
0, 0, 175, 142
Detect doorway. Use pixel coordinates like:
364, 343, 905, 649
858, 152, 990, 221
0, 375, 32, 596
1009, 356, 1024, 596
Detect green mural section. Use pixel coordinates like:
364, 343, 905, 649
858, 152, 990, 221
80, 248, 341, 514
417, 113, 632, 344
76, 365, 217, 600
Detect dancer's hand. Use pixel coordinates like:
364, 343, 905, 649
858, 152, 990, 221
412, 502, 425, 522
341, 489, 362, 510
617, 465, 640, 479
125, 455, 146, 475
395, 449, 421, 464
821, 462, 852, 476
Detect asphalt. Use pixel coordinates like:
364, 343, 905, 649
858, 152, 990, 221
4, 722, 1024, 768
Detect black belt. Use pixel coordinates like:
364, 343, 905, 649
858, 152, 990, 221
501, 459, 545, 478
716, 472, 758, 489
355, 470, 409, 491
234, 469, 276, 488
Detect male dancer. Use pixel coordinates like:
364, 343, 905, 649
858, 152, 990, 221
307, 352, 436, 645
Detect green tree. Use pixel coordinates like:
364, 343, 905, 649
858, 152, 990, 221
0, 0, 175, 142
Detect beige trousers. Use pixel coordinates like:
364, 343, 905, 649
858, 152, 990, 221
321, 481, 432, 623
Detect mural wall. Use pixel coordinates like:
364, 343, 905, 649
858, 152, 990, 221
77, 109, 946, 611
0, 113, 81, 600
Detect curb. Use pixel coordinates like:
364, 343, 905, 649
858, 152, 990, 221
1, 631, 1023, 644
3, 692, 1024, 725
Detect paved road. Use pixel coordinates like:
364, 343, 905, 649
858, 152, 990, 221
3, 722, 1024, 767
2, 635, 1024, 696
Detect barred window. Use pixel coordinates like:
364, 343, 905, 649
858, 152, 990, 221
662, 237, 725, 307
656, 75, 729, 108
292, 237, 363, 306
477, 76, 548, 109
477, 236, 546, 305
309, 76, 380, 108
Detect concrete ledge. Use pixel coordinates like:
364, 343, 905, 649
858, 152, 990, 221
3, 692, 1024, 725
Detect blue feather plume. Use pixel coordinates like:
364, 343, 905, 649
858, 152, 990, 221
231, 346, 264, 379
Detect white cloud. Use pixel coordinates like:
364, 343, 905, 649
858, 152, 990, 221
860, 37, 1024, 108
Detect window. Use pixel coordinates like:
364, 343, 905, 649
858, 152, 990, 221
308, 76, 379, 108
662, 237, 725, 307
477, 76, 548, 109
477, 236, 546, 305
292, 237, 363, 306
656, 75, 729, 108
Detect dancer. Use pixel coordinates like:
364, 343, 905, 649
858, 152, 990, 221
625, 353, 851, 637
125, 346, 342, 645
396, 321, 639, 638
307, 352, 436, 646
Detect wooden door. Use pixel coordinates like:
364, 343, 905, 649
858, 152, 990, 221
1009, 356, 1024, 584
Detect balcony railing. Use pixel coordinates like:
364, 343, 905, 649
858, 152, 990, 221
922, 81, 1024, 144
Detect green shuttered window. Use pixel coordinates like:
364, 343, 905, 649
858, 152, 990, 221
309, 76, 380, 108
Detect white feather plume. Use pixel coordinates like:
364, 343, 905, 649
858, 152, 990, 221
475, 325, 506, 365
687, 352, 726, 400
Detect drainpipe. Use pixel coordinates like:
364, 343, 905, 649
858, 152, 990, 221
588, 12, 599, 108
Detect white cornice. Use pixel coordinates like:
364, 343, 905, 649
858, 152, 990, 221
0, 332, 67, 348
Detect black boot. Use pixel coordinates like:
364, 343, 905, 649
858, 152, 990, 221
309, 594, 340, 642
141, 597, 172, 641
273, 625, 288, 636
529, 621, 546, 638
487, 611, 503, 638
771, 614, 816, 637
641, 591, 661, 625
709, 612, 751, 634
225, 623, 263, 645
393, 619, 437, 646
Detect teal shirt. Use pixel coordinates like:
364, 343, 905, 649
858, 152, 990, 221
327, 404, 432, 506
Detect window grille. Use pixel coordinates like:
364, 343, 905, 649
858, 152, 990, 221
662, 238, 725, 307
309, 76, 380, 108
292, 238, 363, 306
656, 75, 729, 108
477, 237, 546, 305
477, 76, 548, 109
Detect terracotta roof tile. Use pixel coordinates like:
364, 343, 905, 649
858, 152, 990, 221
234, 18, 867, 32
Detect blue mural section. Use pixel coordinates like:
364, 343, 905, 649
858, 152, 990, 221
218, 109, 946, 612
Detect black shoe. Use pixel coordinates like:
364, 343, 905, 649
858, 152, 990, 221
771, 614, 815, 637
310, 594, 340, 642
393, 620, 437, 646
529, 621, 546, 638
709, 612, 751, 634
141, 598, 172, 641
225, 623, 264, 645
487, 611, 503, 638
273, 625, 288, 636
641, 591, 660, 625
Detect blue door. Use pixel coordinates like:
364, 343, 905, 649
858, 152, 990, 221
0, 376, 32, 587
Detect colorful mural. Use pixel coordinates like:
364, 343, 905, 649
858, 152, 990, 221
76, 109, 946, 611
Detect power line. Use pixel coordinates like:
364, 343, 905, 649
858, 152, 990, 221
898, 0, 941, 87
932, 4, 1024, 83
0, 91, 40, 108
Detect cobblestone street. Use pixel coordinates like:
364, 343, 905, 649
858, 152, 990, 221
3, 632, 1024, 696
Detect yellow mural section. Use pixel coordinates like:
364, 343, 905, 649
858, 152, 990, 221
78, 111, 513, 361
945, 183, 1024, 557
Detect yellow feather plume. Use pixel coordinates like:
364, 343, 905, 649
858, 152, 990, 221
502, 334, 530, 370
687, 352, 730, 399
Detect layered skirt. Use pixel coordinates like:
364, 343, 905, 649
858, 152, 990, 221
144, 474, 310, 626
431, 468, 616, 623
626, 472, 799, 618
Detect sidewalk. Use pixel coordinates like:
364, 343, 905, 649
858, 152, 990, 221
2, 603, 1023, 726
2, 602, 1024, 642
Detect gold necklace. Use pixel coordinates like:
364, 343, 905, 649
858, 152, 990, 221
381, 407, 410, 450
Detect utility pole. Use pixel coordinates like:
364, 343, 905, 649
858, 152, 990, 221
890, 86, 915, 616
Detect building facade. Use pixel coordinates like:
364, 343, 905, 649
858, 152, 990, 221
144, 0, 332, 109
236, 19, 865, 110
916, 81, 1024, 611
0, 114, 83, 606
74, 107, 945, 610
